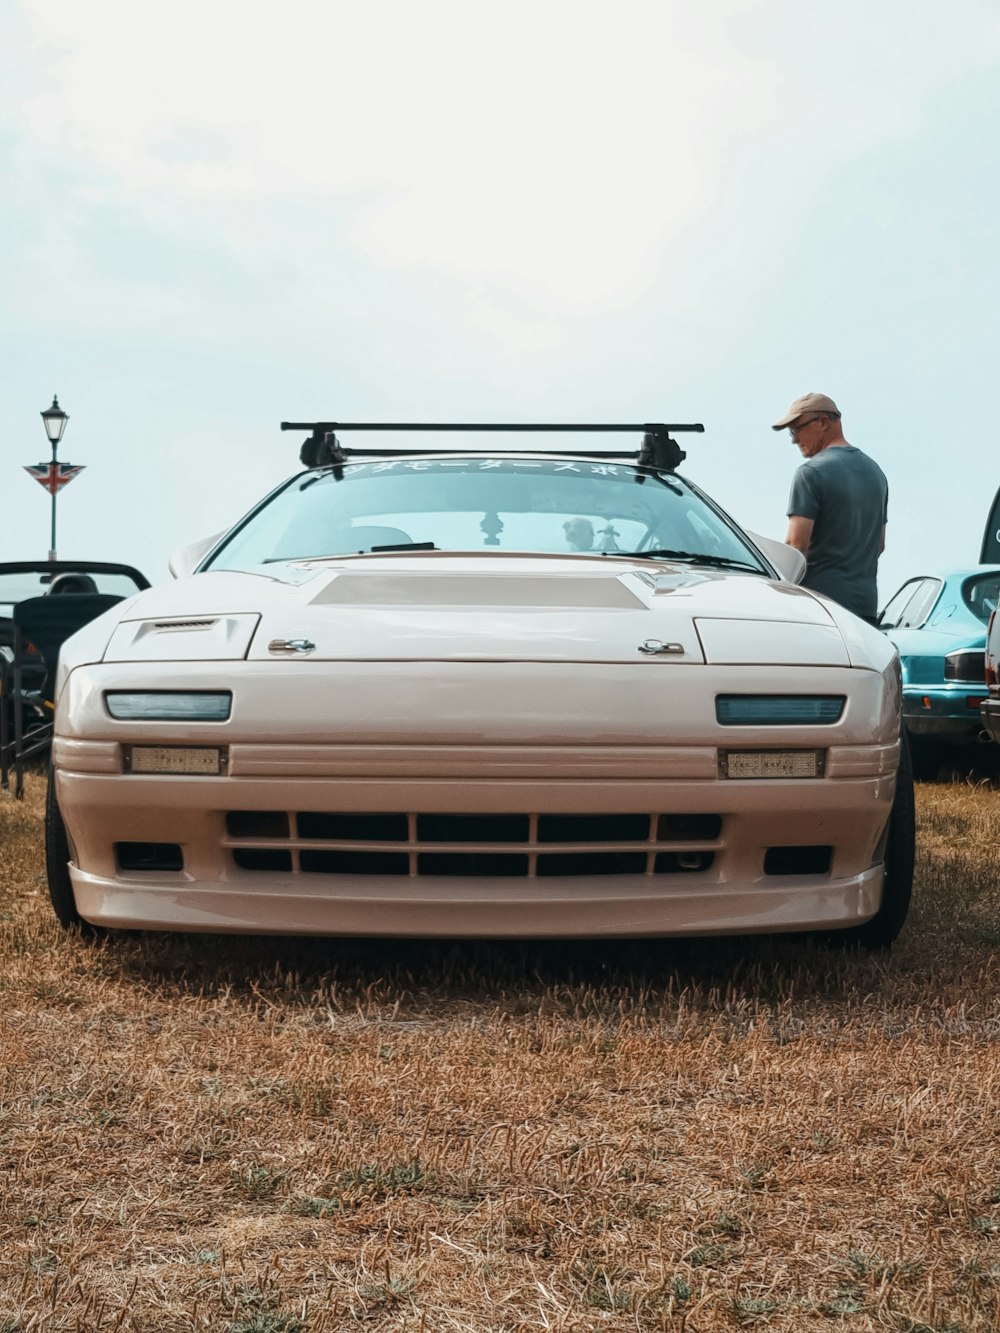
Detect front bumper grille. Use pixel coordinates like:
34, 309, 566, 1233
226, 809, 721, 877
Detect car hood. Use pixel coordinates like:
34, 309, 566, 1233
84, 555, 893, 670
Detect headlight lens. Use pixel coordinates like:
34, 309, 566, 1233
105, 691, 232, 721
716, 695, 845, 725
944, 650, 985, 683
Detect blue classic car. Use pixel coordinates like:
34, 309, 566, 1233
879, 567, 1000, 778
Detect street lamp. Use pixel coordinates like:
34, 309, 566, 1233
40, 395, 69, 560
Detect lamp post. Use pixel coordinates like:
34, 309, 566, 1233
40, 395, 69, 561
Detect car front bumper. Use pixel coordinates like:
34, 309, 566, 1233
53, 658, 901, 938
55, 742, 898, 937
902, 685, 989, 742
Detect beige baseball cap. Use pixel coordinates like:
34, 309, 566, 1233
771, 392, 840, 431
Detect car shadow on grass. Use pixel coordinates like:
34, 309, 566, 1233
923, 739, 1000, 785
101, 925, 896, 1013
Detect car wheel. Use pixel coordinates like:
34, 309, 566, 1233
45, 764, 102, 938
836, 729, 916, 950
907, 731, 941, 781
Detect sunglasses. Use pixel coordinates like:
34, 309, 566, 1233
788, 416, 824, 437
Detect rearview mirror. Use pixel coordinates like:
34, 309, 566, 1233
168, 532, 224, 579
745, 531, 807, 584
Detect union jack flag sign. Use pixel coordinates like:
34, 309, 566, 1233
24, 462, 86, 496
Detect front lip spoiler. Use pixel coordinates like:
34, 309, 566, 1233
69, 865, 887, 938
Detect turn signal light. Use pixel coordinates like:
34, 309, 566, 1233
126, 746, 226, 775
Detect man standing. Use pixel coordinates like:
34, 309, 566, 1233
772, 392, 888, 624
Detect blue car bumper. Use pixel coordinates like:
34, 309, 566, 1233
902, 685, 989, 743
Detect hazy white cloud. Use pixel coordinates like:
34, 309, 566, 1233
2, 0, 1000, 589
8, 0, 773, 310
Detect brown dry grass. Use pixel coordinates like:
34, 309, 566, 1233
2, 769, 1000, 1332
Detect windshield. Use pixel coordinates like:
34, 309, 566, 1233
204, 457, 769, 574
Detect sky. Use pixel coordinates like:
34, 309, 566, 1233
2, 0, 999, 600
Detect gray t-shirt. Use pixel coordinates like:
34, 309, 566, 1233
787, 444, 888, 619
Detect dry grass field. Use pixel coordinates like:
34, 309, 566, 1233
2, 767, 1000, 1332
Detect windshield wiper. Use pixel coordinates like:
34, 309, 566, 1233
370, 541, 437, 552
614, 548, 766, 573
262, 543, 438, 563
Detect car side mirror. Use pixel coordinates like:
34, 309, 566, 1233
168, 532, 224, 579
745, 531, 807, 584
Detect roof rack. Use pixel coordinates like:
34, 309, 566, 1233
280, 420, 704, 475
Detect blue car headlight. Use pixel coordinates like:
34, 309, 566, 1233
944, 650, 986, 683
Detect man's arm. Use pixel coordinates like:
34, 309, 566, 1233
785, 514, 814, 556
879, 524, 886, 555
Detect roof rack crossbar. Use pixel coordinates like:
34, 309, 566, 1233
285, 420, 703, 473
295, 448, 670, 459
281, 421, 704, 433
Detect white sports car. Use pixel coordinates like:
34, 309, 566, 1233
47, 422, 913, 947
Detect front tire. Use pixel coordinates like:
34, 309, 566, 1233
839, 729, 916, 949
45, 764, 101, 937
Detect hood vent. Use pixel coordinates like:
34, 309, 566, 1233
104, 612, 261, 662
312, 572, 646, 609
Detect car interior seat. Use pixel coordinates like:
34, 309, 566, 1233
48, 572, 100, 595
340, 525, 414, 551
0, 593, 123, 798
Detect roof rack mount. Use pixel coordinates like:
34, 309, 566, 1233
282, 420, 704, 473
